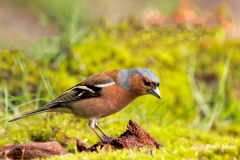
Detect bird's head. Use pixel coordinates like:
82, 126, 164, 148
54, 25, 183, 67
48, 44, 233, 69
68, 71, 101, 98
118, 68, 161, 99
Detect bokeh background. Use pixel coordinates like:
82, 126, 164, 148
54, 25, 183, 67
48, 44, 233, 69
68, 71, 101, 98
1, 0, 240, 48
0, 0, 239, 159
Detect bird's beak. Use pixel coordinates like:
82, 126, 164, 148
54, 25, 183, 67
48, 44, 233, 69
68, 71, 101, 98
148, 87, 161, 99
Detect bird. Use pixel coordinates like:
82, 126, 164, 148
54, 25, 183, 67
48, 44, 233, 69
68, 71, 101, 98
9, 68, 161, 142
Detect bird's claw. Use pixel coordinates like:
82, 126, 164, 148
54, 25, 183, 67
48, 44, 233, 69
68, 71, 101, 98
101, 135, 114, 143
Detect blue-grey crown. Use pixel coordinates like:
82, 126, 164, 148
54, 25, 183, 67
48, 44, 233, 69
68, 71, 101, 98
118, 68, 159, 90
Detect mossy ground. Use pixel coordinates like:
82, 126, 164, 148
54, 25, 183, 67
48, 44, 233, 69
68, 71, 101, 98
1, 112, 239, 159
1, 26, 240, 159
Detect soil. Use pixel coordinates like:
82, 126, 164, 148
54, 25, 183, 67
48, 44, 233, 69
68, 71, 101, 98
0, 141, 67, 159
76, 120, 163, 152
0, 120, 163, 159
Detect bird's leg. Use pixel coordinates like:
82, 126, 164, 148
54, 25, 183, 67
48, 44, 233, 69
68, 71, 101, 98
89, 119, 113, 143
95, 122, 110, 138
88, 119, 104, 142
95, 122, 114, 143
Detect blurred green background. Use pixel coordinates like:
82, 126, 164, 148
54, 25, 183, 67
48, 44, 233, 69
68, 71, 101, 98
0, 0, 239, 159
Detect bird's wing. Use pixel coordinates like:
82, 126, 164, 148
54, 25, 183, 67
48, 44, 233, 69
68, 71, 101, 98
50, 75, 116, 104
8, 76, 115, 122
51, 84, 102, 104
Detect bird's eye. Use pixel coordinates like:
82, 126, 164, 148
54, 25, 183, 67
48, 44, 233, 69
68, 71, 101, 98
144, 80, 151, 86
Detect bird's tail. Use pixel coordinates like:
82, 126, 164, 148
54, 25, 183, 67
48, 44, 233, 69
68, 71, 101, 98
8, 103, 56, 122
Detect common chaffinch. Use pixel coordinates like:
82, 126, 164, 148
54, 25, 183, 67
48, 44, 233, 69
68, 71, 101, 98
9, 68, 161, 142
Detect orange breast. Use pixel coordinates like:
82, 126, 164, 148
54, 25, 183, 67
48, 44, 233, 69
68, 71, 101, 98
70, 85, 138, 119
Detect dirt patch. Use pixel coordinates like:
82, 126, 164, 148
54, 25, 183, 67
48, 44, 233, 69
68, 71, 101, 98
76, 120, 163, 152
0, 120, 162, 159
0, 141, 68, 159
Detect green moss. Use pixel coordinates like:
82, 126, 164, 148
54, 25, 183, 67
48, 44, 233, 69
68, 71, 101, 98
1, 25, 240, 159
1, 114, 239, 159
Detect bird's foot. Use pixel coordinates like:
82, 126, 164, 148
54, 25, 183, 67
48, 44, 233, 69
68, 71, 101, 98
101, 135, 114, 143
